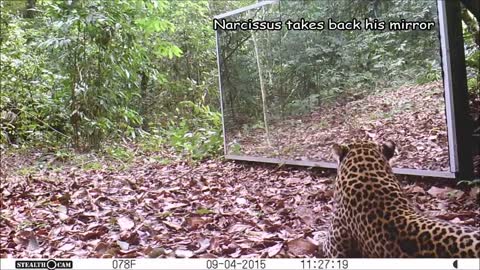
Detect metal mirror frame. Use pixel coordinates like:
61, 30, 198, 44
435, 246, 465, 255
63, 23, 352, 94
215, 0, 474, 180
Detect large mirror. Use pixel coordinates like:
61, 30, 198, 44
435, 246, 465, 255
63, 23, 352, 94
217, 0, 454, 176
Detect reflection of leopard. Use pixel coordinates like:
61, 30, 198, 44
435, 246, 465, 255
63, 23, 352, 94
323, 141, 479, 258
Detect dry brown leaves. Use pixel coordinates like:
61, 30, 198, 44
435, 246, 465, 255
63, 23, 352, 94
0, 158, 332, 258
1, 155, 478, 258
232, 82, 451, 171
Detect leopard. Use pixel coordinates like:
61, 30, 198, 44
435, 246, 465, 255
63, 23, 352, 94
322, 140, 480, 258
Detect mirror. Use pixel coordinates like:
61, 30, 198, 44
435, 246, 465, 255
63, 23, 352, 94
217, 0, 450, 173
217, 3, 283, 158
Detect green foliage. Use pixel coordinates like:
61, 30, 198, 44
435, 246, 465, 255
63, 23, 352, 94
164, 101, 223, 161
228, 142, 242, 155
82, 161, 103, 171
462, 10, 479, 95
457, 179, 480, 187
196, 207, 215, 215
4, 0, 474, 165
1, 0, 229, 158
286, 94, 321, 115
33, 0, 181, 149
220, 0, 444, 120
137, 129, 165, 154
54, 149, 74, 162
1, 9, 67, 146
104, 145, 134, 163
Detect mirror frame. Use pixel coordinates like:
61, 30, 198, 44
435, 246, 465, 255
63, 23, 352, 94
215, 0, 474, 180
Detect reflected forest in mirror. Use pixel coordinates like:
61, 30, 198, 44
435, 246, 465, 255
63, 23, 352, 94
218, 0, 449, 171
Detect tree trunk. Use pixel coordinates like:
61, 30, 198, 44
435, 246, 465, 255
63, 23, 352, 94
23, 0, 36, 18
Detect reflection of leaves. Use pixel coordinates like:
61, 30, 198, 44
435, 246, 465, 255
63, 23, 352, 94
228, 141, 242, 155
231, 82, 450, 171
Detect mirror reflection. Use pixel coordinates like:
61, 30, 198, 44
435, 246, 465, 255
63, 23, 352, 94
218, 0, 449, 171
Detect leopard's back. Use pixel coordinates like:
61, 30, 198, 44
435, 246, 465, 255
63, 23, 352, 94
323, 141, 480, 258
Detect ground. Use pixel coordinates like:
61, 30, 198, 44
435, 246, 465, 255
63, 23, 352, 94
230, 82, 450, 171
1, 152, 478, 258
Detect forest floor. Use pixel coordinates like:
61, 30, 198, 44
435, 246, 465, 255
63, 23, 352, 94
1, 150, 479, 258
1, 82, 479, 258
232, 82, 453, 171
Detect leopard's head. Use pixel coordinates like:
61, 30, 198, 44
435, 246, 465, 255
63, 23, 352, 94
331, 140, 396, 166
330, 140, 397, 192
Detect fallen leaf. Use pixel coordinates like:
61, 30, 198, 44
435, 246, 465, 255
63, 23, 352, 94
175, 249, 194, 258
193, 238, 210, 254
469, 187, 479, 199
427, 186, 463, 199
228, 224, 251, 233
235, 197, 248, 205
285, 177, 302, 186
58, 243, 75, 251
117, 240, 129, 251
27, 236, 40, 251
185, 216, 207, 230
163, 221, 182, 230
286, 238, 317, 256
117, 216, 135, 231
148, 247, 167, 258
164, 202, 188, 211
409, 185, 426, 194
265, 242, 283, 257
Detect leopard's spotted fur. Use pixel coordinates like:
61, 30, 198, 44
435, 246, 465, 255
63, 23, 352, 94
323, 141, 479, 258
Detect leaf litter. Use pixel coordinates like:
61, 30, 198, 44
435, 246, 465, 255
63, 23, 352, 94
1, 154, 478, 258
230, 82, 456, 172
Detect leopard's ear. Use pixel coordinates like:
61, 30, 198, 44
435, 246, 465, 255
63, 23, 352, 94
332, 143, 348, 164
382, 140, 396, 160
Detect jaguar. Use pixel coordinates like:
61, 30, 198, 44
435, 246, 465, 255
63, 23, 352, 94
323, 140, 479, 258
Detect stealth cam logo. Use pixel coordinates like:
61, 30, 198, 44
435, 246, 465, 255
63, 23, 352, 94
15, 259, 73, 270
